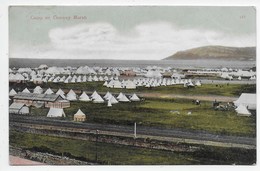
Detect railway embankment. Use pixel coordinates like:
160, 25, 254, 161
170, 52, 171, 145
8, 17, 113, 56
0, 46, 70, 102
10, 121, 255, 153
10, 122, 199, 152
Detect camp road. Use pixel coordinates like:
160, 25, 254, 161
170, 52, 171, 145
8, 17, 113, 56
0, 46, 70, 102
139, 93, 238, 102
79, 90, 237, 102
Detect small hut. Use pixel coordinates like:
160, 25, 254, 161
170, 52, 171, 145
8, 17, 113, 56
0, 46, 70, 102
74, 109, 86, 122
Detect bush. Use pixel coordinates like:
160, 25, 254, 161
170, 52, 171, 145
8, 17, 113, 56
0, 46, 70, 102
192, 146, 256, 165
27, 146, 61, 156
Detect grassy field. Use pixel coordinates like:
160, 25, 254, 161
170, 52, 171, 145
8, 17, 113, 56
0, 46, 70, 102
9, 131, 256, 165
31, 97, 256, 137
10, 81, 256, 97
11, 81, 256, 136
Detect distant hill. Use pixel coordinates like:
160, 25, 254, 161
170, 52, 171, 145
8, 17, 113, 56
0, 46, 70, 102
164, 46, 256, 61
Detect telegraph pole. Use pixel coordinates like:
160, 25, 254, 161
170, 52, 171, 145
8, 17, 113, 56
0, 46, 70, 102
134, 122, 137, 139
95, 129, 99, 162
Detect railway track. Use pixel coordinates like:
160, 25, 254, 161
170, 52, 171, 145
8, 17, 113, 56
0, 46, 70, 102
9, 114, 256, 147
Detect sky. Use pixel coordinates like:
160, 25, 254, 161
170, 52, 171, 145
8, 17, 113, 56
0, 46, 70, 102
9, 6, 256, 60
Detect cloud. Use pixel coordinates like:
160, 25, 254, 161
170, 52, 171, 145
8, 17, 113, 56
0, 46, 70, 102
49, 23, 117, 50
11, 22, 256, 60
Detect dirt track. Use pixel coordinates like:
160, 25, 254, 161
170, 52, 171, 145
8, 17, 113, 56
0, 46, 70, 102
140, 93, 238, 102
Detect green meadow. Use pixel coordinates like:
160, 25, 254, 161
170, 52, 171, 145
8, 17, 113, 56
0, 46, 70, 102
10, 131, 256, 165
31, 97, 256, 137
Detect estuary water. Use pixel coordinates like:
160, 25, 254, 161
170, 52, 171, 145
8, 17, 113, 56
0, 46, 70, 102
9, 58, 255, 69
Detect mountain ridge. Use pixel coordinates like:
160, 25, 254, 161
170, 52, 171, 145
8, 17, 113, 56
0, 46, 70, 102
164, 46, 256, 61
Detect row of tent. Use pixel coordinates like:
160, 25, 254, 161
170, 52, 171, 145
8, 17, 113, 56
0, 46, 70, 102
9, 73, 119, 83
220, 73, 256, 80
10, 70, 256, 84
9, 71, 201, 89
47, 108, 87, 119
10, 86, 141, 105
188, 69, 256, 80
10, 87, 256, 116
9, 102, 85, 120
11, 66, 180, 78
12, 65, 246, 73
59, 89, 140, 105
9, 72, 186, 84
10, 94, 255, 116
9, 65, 188, 84
76, 66, 120, 76
9, 78, 201, 97
11, 65, 256, 85
104, 78, 201, 89
11, 64, 179, 74
11, 66, 121, 76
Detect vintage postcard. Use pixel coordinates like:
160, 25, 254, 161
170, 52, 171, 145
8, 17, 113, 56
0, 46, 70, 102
8, 6, 256, 165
